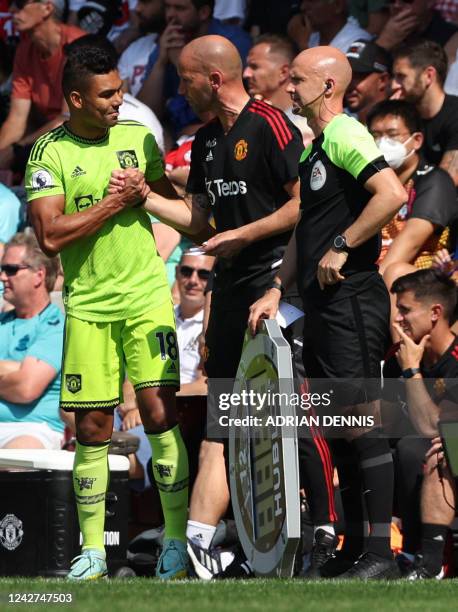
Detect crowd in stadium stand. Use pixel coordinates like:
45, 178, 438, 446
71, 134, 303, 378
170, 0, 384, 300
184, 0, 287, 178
1, 0, 458, 581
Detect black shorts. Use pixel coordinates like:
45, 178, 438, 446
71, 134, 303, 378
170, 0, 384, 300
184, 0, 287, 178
204, 297, 305, 440
204, 304, 250, 444
205, 294, 305, 378
303, 273, 390, 405
205, 305, 250, 379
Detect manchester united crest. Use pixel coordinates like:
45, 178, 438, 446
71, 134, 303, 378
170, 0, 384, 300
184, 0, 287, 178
234, 139, 248, 161
0, 514, 24, 551
75, 477, 97, 491
116, 150, 139, 169
66, 374, 82, 394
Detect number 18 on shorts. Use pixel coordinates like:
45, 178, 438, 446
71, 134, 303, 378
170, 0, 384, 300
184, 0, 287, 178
60, 301, 180, 411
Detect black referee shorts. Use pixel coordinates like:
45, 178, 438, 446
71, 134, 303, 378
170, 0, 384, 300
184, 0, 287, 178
303, 273, 390, 405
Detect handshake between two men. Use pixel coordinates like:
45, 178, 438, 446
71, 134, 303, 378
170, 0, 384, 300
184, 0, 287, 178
108, 167, 254, 260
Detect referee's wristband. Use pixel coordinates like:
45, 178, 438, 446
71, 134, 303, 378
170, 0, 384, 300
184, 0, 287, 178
267, 281, 285, 297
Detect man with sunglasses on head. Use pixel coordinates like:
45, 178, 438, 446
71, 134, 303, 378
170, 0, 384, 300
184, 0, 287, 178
0, 0, 84, 171
0, 232, 64, 451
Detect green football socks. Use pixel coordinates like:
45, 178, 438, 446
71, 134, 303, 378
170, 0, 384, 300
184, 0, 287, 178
73, 440, 110, 554
147, 425, 189, 542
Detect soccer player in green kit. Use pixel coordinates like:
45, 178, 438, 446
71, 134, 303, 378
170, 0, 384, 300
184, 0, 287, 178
25, 43, 190, 580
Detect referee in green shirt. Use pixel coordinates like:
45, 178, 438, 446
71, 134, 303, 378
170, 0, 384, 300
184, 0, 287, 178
249, 45, 407, 580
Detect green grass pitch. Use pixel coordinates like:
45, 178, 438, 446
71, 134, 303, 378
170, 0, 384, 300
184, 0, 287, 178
0, 578, 457, 612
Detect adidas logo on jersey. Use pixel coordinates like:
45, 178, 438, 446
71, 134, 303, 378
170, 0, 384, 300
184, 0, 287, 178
71, 166, 86, 178
167, 362, 177, 374
205, 150, 214, 162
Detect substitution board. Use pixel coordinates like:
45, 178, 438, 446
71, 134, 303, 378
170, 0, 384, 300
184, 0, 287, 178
229, 319, 300, 577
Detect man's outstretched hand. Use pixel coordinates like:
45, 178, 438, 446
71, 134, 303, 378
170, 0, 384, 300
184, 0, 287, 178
201, 228, 249, 258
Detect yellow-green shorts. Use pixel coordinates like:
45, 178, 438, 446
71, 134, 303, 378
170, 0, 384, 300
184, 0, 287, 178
60, 301, 179, 411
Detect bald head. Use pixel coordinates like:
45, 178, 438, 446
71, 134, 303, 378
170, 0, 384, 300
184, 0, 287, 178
287, 46, 352, 128
293, 47, 352, 96
180, 35, 243, 82
178, 35, 247, 116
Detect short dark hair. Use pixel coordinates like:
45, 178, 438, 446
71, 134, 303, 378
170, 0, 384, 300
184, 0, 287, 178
391, 269, 457, 323
62, 37, 118, 97
190, 0, 215, 12
367, 99, 423, 134
393, 39, 448, 87
254, 34, 297, 63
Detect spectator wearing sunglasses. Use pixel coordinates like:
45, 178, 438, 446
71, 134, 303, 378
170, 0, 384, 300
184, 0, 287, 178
0, 182, 22, 303
0, 0, 84, 172
174, 250, 214, 394
0, 232, 64, 450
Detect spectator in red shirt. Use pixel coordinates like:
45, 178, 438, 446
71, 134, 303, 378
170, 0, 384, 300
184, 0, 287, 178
0, 0, 84, 171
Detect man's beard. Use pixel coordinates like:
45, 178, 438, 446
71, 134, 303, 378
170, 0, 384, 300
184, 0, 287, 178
138, 14, 166, 35
405, 75, 426, 104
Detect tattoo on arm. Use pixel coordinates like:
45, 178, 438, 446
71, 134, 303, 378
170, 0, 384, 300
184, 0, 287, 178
440, 150, 458, 185
192, 192, 212, 211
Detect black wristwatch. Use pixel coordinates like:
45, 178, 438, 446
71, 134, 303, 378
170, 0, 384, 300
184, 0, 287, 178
268, 281, 285, 297
333, 234, 350, 253
401, 367, 421, 379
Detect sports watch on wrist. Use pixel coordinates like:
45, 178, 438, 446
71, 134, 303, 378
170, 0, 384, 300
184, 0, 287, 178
401, 367, 421, 379
268, 281, 285, 297
333, 234, 350, 252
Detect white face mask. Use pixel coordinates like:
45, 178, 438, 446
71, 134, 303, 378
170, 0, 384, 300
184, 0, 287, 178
375, 135, 415, 170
